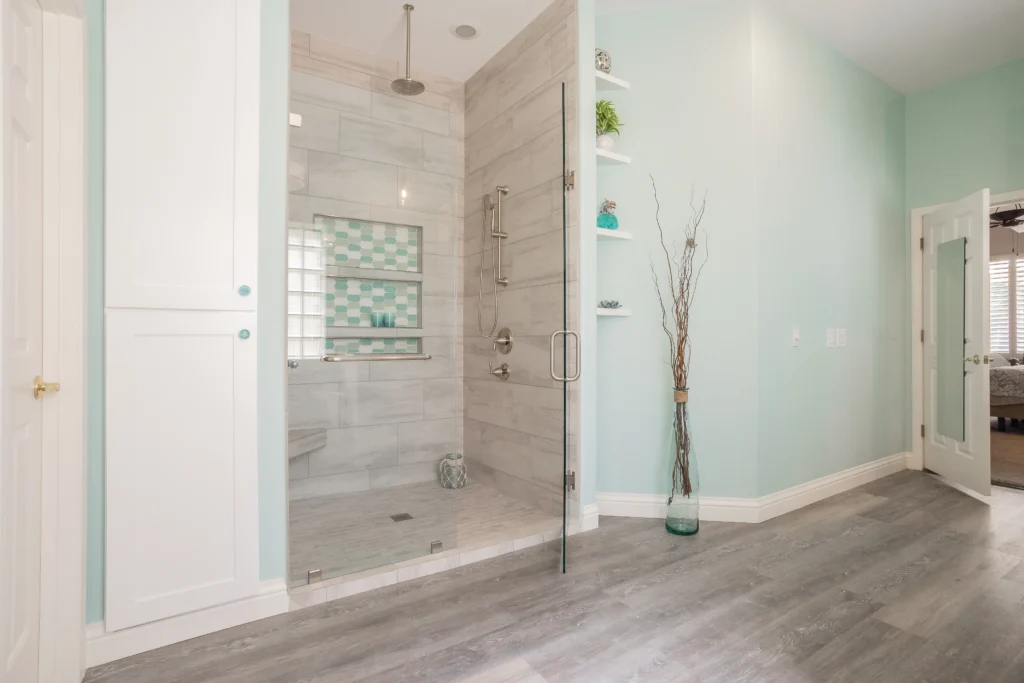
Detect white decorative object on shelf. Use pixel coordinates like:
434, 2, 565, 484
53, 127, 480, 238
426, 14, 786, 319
597, 134, 615, 151
595, 70, 630, 91
439, 453, 468, 489
597, 308, 632, 317
597, 148, 631, 165
289, 112, 302, 127
597, 228, 633, 240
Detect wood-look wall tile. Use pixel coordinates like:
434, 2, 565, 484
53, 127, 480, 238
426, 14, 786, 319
310, 425, 398, 476
372, 92, 451, 135
288, 383, 339, 429
307, 151, 398, 207
422, 132, 459, 177
289, 146, 308, 195
309, 35, 398, 80
291, 71, 372, 116
337, 114, 424, 169
337, 380, 424, 428
289, 100, 340, 153
292, 54, 374, 90
288, 470, 370, 501
291, 30, 310, 56
422, 295, 457, 337
423, 378, 458, 419
397, 418, 458, 464
288, 195, 373, 226
396, 167, 456, 215
368, 461, 438, 489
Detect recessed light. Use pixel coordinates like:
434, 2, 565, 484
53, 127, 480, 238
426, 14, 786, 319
452, 24, 477, 39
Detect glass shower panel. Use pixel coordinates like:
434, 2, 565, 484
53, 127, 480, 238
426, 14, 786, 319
936, 237, 966, 441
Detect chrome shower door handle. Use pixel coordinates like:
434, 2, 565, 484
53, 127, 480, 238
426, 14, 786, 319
549, 330, 581, 382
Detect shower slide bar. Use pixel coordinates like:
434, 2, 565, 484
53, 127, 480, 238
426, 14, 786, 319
322, 354, 432, 362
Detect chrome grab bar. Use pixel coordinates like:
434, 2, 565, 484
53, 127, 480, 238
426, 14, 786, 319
549, 330, 580, 382
322, 354, 432, 362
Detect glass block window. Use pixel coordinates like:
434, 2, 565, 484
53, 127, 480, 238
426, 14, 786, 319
287, 224, 326, 360
327, 278, 420, 328
324, 338, 422, 355
316, 216, 420, 272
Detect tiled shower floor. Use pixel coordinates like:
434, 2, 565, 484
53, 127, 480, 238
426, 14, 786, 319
288, 480, 561, 587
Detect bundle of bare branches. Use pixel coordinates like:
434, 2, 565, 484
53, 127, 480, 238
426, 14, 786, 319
649, 175, 708, 501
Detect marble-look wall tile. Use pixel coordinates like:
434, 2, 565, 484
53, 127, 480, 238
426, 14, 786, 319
288, 383, 339, 429
289, 100, 340, 153
423, 378, 458, 419
292, 54, 373, 90
422, 132, 459, 177
421, 295, 456, 337
309, 35, 398, 80
289, 470, 370, 501
310, 425, 398, 476
337, 114, 424, 169
289, 147, 308, 195
372, 92, 450, 136
368, 461, 438, 489
397, 418, 458, 464
397, 167, 456, 214
307, 151, 398, 207
337, 380, 424, 428
288, 195, 372, 225
291, 71, 372, 116
291, 30, 310, 56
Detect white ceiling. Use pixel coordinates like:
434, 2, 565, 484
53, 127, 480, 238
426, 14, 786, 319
290, 0, 556, 83
596, 0, 1024, 94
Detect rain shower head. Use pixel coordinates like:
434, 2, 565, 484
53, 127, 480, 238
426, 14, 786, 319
392, 4, 425, 97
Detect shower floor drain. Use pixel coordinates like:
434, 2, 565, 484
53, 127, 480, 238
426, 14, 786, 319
390, 513, 414, 522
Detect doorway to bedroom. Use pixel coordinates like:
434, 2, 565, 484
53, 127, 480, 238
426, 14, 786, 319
988, 192, 1024, 489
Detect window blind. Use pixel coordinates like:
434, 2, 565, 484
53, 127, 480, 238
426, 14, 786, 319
991, 257, 1011, 354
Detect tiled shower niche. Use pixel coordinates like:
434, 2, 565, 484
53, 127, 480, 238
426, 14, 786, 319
318, 215, 424, 356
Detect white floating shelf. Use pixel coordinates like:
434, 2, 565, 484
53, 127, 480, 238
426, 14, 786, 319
595, 70, 630, 91
597, 148, 631, 165
597, 228, 633, 240
597, 308, 631, 317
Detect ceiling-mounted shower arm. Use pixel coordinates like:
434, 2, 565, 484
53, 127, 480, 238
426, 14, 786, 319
391, 4, 425, 96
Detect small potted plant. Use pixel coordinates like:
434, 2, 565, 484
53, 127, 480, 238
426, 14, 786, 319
596, 99, 623, 151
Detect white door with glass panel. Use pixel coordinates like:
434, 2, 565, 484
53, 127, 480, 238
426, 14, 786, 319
923, 189, 991, 496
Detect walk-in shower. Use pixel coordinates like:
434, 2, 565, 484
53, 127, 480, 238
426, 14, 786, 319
477, 185, 510, 338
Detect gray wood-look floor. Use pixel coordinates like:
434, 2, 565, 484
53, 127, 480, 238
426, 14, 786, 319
84, 471, 1024, 683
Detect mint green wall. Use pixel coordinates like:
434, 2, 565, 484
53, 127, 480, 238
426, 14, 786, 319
907, 58, 1024, 210
595, 0, 760, 499
594, 1, 908, 500
752, 6, 907, 495
85, 0, 290, 622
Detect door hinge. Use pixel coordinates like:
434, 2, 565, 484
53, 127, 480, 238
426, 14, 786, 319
920, 237, 924, 250
565, 471, 576, 491
921, 424, 925, 438
564, 169, 575, 191
920, 329, 924, 343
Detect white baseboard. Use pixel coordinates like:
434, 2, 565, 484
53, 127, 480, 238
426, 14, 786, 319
580, 503, 600, 531
597, 452, 909, 525
85, 579, 289, 668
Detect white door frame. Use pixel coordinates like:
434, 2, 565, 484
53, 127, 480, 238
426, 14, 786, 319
0, 0, 86, 679
910, 188, 1024, 476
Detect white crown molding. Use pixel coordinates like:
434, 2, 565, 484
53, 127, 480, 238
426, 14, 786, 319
597, 453, 909, 524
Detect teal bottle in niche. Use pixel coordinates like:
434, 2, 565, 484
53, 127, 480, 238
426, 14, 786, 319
597, 198, 619, 230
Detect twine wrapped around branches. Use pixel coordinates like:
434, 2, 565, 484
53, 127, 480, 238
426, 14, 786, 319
649, 176, 708, 501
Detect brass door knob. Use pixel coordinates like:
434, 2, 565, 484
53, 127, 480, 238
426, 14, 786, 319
33, 376, 60, 399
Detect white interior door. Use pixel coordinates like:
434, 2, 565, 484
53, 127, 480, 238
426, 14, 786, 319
1, 0, 44, 679
923, 188, 991, 496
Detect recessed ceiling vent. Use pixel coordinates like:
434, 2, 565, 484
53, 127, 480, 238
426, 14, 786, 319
452, 24, 478, 39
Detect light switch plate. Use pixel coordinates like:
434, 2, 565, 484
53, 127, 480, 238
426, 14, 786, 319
837, 328, 847, 347
792, 327, 800, 347
826, 328, 836, 348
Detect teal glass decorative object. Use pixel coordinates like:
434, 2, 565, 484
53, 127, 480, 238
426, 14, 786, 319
666, 388, 699, 535
597, 198, 619, 230
370, 312, 386, 328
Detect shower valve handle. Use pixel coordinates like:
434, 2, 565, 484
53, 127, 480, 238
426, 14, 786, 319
488, 361, 510, 381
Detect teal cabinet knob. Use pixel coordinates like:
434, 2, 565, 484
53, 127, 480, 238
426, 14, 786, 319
239, 329, 251, 340
238, 285, 251, 296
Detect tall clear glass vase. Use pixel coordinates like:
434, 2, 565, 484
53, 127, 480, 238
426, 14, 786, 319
666, 388, 699, 535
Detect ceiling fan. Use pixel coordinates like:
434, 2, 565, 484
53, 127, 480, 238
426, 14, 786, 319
991, 205, 1024, 233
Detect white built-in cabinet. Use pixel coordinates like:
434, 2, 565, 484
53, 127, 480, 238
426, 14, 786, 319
104, 0, 262, 632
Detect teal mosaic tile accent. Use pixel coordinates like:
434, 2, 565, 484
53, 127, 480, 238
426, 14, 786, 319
324, 338, 422, 355
328, 278, 419, 328
316, 216, 420, 273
